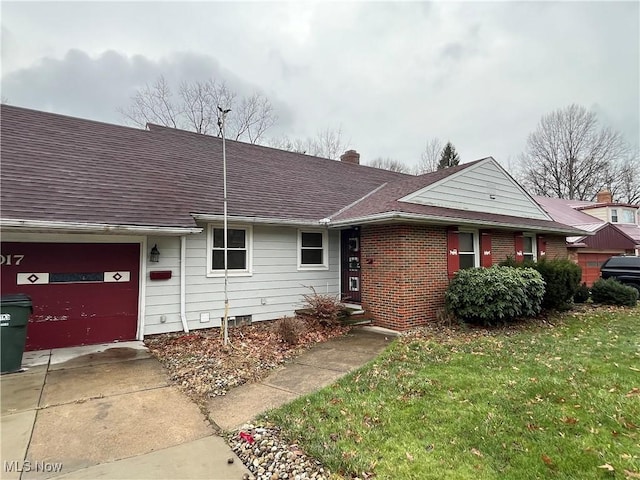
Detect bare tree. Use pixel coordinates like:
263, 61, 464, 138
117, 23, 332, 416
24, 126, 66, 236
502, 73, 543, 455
605, 149, 640, 204
518, 104, 632, 201
268, 126, 350, 160
367, 157, 412, 173
415, 137, 443, 174
119, 75, 276, 144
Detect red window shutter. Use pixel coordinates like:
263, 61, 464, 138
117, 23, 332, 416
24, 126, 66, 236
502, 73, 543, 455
480, 230, 492, 267
537, 235, 547, 258
447, 227, 459, 279
514, 232, 524, 262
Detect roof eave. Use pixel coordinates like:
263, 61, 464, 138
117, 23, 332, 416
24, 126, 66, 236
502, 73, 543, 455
191, 213, 327, 227
328, 212, 591, 236
0, 219, 202, 236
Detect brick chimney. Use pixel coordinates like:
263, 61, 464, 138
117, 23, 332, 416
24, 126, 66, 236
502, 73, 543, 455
596, 190, 613, 204
340, 149, 360, 165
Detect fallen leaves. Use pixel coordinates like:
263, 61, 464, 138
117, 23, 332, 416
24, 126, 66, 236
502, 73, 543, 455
598, 463, 615, 472
145, 321, 350, 404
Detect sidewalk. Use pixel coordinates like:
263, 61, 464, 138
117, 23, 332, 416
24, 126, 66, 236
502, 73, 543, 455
1, 342, 249, 480
207, 326, 396, 431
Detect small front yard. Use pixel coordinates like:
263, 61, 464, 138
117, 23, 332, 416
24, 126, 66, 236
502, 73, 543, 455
264, 306, 640, 479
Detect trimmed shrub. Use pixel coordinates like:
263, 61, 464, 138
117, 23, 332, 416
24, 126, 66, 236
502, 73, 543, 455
499, 257, 582, 311
573, 282, 590, 303
533, 258, 582, 310
591, 278, 639, 307
445, 266, 545, 325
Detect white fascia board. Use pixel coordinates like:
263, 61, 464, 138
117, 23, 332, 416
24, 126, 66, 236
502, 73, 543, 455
191, 213, 324, 227
0, 218, 202, 236
329, 212, 593, 236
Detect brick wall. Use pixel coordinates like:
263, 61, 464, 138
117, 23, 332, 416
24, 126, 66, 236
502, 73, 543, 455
359, 226, 569, 330
360, 224, 449, 331
544, 235, 569, 259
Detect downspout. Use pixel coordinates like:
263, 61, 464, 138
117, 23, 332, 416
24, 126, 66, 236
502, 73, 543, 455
180, 235, 189, 333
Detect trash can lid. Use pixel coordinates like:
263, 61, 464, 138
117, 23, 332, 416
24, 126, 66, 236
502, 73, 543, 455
0, 293, 33, 307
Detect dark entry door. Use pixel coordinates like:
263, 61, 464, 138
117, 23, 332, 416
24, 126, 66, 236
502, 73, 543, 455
341, 227, 361, 303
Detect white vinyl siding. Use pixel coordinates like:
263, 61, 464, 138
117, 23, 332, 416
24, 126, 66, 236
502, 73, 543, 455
144, 225, 340, 335
400, 159, 550, 220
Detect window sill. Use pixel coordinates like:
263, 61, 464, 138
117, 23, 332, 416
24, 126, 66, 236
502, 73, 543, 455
207, 271, 253, 278
297, 265, 329, 271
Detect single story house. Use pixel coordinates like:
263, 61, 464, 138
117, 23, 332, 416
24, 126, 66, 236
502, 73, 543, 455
1, 105, 587, 349
535, 193, 640, 285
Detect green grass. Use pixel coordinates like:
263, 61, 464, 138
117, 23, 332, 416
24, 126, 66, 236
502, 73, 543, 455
263, 306, 640, 479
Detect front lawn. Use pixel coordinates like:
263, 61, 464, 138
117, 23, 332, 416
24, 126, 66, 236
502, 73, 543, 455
265, 306, 640, 479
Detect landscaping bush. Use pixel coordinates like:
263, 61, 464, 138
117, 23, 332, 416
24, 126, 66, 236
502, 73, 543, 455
445, 266, 545, 325
300, 287, 343, 326
273, 316, 307, 345
591, 278, 639, 307
533, 258, 582, 310
573, 282, 590, 303
500, 257, 582, 311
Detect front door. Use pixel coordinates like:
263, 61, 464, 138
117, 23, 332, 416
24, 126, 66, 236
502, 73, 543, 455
341, 227, 361, 303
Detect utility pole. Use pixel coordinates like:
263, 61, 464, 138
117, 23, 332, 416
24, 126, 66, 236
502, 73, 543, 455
218, 106, 231, 346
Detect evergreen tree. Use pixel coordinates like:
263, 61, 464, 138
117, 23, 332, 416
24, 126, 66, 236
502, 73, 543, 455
438, 142, 460, 169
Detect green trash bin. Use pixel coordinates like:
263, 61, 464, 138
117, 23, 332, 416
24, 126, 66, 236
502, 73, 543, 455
1, 294, 32, 374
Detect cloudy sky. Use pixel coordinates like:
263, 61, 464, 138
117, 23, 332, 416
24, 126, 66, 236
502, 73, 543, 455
2, 1, 638, 171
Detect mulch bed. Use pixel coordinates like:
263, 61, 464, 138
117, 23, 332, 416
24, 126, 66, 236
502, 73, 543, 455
144, 320, 351, 406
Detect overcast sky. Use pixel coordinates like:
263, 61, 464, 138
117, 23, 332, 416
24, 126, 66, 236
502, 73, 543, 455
2, 1, 638, 171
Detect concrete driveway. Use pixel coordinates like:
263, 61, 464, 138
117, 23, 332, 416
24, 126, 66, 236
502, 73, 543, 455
0, 342, 249, 480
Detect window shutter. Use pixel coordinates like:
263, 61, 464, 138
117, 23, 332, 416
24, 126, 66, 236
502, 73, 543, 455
480, 230, 492, 267
537, 235, 547, 258
514, 232, 524, 262
447, 227, 459, 279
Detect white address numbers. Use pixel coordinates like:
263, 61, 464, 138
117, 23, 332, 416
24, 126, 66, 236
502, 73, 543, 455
0, 254, 25, 266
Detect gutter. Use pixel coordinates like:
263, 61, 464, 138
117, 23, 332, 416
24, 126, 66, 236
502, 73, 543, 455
180, 236, 189, 333
1, 219, 202, 236
191, 213, 324, 227
327, 211, 592, 236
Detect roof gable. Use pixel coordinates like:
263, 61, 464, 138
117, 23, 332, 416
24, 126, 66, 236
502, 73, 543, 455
399, 158, 551, 221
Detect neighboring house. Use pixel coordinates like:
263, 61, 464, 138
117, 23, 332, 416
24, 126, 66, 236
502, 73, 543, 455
535, 192, 640, 285
0, 105, 586, 349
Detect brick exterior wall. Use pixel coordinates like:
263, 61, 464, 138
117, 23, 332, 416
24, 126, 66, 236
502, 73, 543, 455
359, 226, 568, 331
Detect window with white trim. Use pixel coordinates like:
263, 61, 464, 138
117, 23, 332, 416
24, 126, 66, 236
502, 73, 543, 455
621, 209, 636, 224
611, 209, 619, 223
207, 225, 252, 276
458, 231, 479, 269
523, 234, 536, 262
298, 230, 328, 269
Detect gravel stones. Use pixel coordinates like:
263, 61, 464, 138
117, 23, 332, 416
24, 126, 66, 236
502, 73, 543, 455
228, 424, 330, 480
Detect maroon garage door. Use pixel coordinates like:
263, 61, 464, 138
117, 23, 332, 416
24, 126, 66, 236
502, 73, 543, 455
0, 242, 140, 350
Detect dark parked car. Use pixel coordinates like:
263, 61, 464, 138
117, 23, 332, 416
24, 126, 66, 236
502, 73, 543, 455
600, 255, 640, 292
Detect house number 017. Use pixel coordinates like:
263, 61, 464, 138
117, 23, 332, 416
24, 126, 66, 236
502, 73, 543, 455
0, 254, 25, 266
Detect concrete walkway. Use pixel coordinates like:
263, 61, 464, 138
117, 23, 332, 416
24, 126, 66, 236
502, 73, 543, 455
207, 327, 396, 431
1, 342, 249, 480
1, 327, 396, 479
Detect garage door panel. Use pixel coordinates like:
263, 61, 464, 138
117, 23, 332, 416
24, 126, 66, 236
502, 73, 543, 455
1, 242, 140, 350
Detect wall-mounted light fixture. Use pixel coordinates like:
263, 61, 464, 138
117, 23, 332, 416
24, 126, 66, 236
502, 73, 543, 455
149, 244, 160, 262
